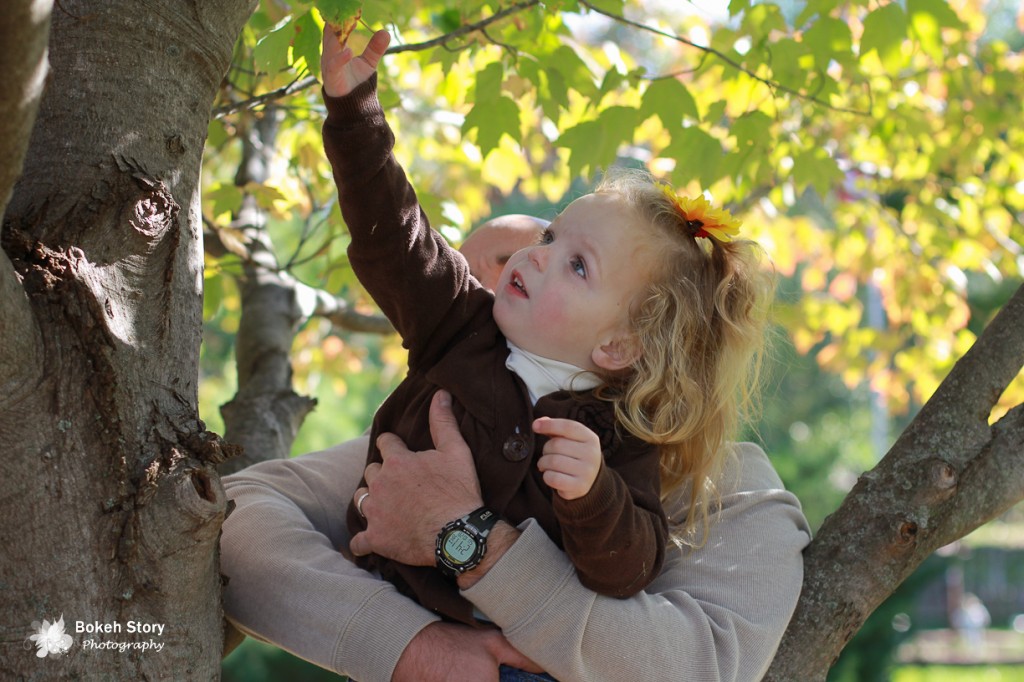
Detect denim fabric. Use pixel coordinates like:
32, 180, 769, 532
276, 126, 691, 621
498, 664, 558, 681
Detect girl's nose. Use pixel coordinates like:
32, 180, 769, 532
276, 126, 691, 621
528, 245, 548, 270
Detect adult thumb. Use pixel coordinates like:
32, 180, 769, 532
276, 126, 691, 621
428, 390, 465, 454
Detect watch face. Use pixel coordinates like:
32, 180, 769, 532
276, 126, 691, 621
442, 529, 476, 564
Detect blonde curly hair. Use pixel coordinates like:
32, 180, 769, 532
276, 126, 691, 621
592, 168, 774, 545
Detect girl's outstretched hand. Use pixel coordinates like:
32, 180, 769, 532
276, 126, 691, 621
321, 28, 390, 98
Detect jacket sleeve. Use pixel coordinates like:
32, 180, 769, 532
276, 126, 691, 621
322, 76, 483, 370
552, 440, 667, 598
219, 440, 440, 682
463, 442, 812, 682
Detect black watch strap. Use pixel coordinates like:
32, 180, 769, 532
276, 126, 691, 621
463, 507, 498, 537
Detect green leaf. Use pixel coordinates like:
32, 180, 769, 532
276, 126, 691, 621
663, 127, 724, 188
207, 118, 229, 149
206, 183, 244, 218
640, 78, 699, 128
704, 100, 727, 126
767, 38, 812, 89
314, 0, 362, 25
909, 0, 965, 30
794, 0, 841, 29
544, 0, 581, 13
292, 11, 323, 79
473, 61, 503, 103
433, 8, 462, 33
728, 0, 751, 17
802, 17, 853, 68
521, 58, 569, 118
598, 69, 626, 101
462, 95, 521, 157
544, 45, 597, 98
742, 3, 788, 42
584, 0, 624, 13
792, 148, 843, 196
861, 3, 908, 70
557, 106, 639, 179
253, 19, 296, 75
203, 270, 223, 321
908, 0, 964, 62
730, 110, 773, 152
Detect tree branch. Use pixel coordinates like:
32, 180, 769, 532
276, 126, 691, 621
203, 218, 393, 335
579, 0, 871, 116
385, 1, 541, 55
213, 74, 318, 119
212, 1, 541, 118
296, 279, 395, 335
765, 282, 1024, 680
215, 107, 393, 473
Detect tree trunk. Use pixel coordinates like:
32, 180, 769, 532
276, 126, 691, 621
217, 107, 318, 476
0, 1, 254, 678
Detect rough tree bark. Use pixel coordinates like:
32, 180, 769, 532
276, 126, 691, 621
0, 1, 255, 678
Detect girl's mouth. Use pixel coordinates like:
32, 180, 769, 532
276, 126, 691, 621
509, 270, 528, 297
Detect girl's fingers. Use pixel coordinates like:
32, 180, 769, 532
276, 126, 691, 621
537, 452, 588, 477
533, 416, 598, 444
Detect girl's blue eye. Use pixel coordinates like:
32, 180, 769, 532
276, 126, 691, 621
571, 256, 587, 279
539, 229, 554, 245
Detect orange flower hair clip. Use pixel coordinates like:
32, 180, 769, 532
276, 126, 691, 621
657, 184, 741, 242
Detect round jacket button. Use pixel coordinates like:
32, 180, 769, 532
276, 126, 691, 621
502, 431, 530, 462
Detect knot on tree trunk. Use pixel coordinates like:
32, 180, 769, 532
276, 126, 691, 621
114, 155, 181, 247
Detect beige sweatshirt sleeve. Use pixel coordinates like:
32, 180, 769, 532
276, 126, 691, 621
219, 437, 440, 682
220, 441, 810, 682
462, 442, 811, 682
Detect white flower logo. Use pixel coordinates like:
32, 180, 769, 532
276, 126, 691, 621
29, 615, 73, 658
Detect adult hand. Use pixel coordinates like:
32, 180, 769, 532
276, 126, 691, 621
393, 623, 543, 682
321, 28, 390, 98
349, 390, 483, 565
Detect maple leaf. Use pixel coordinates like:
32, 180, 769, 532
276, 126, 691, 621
323, 0, 368, 49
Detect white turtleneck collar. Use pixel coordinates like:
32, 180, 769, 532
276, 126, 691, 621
505, 341, 602, 404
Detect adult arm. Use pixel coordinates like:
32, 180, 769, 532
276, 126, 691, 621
220, 438, 539, 682
219, 437, 439, 681
355, 393, 812, 682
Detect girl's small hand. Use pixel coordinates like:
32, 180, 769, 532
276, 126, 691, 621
321, 28, 390, 98
534, 417, 603, 500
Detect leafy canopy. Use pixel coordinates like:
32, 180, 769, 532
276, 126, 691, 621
202, 0, 1024, 430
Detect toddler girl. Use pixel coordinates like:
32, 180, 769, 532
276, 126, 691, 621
324, 30, 773, 625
